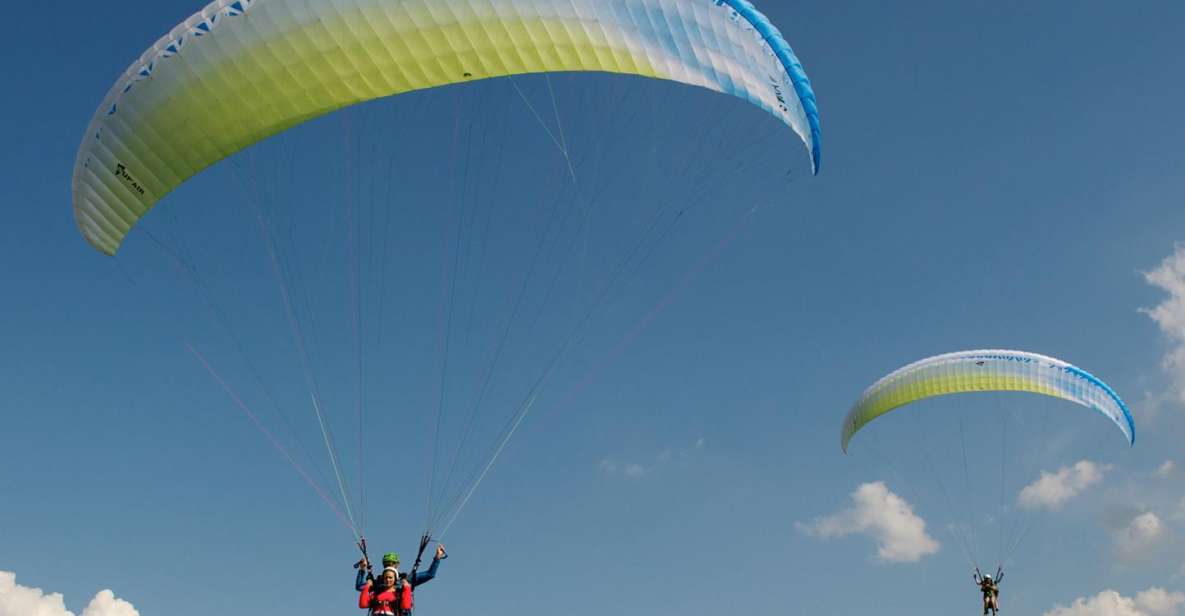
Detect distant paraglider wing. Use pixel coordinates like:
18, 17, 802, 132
841, 350, 1135, 452
71, 0, 822, 256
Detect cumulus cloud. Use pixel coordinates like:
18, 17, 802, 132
79, 592, 138, 616
1044, 587, 1185, 616
0, 572, 138, 616
1158, 461, 1177, 478
797, 481, 940, 563
1019, 460, 1109, 510
1143, 245, 1185, 406
1137, 589, 1185, 616
1115, 512, 1167, 559
0, 572, 70, 616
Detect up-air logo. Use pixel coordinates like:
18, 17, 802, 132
969, 354, 1033, 364
113, 163, 146, 196
769, 75, 789, 113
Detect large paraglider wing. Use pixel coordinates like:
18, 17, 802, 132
840, 350, 1135, 452
71, 0, 821, 256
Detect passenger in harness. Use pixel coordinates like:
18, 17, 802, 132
359, 567, 408, 616
355, 552, 401, 591
357, 544, 447, 616
973, 568, 1003, 615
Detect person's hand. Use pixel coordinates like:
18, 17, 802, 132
436, 544, 446, 559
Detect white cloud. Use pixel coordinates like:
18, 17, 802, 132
622, 463, 646, 478
0, 572, 138, 616
1136, 589, 1185, 616
1115, 512, 1167, 558
79, 591, 138, 616
797, 481, 940, 563
600, 457, 649, 479
0, 572, 70, 616
1158, 461, 1177, 478
1143, 245, 1185, 406
1044, 588, 1185, 616
599, 438, 706, 479
1019, 460, 1109, 510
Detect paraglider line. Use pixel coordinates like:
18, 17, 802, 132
434, 182, 757, 531
233, 164, 360, 535
341, 111, 367, 533
437, 391, 539, 541
311, 392, 360, 538
432, 112, 784, 530
187, 342, 357, 537
433, 141, 579, 515
545, 74, 578, 183
555, 201, 753, 411
428, 98, 467, 529
140, 223, 340, 517
510, 78, 576, 182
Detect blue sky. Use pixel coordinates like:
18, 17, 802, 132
3, 1, 1185, 615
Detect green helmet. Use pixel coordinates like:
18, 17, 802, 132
382, 552, 400, 565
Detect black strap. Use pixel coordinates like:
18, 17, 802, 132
410, 533, 432, 581
356, 536, 372, 573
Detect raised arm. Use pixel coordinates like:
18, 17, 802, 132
355, 567, 373, 591
411, 544, 447, 588
355, 553, 373, 591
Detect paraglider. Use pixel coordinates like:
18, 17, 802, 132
71, 0, 822, 256
841, 349, 1135, 453
974, 567, 1003, 615
72, 2, 823, 613
840, 349, 1134, 613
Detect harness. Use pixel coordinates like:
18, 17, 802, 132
359, 533, 443, 616
365, 582, 413, 616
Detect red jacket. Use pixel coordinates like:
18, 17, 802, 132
359, 581, 412, 615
